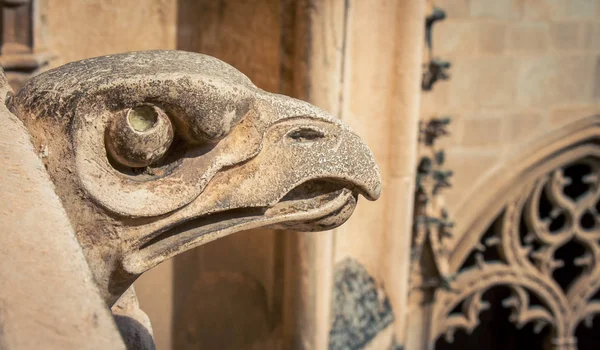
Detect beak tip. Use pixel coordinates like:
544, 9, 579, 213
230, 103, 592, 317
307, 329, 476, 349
372, 182, 382, 200
362, 170, 382, 201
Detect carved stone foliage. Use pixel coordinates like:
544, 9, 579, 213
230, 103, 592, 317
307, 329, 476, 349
329, 258, 394, 350
422, 6, 450, 91
411, 118, 454, 291
432, 153, 600, 350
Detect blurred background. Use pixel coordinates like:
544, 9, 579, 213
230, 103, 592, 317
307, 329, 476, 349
5, 0, 600, 349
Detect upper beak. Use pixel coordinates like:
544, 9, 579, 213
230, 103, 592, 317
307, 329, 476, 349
202, 92, 382, 207
251, 92, 382, 201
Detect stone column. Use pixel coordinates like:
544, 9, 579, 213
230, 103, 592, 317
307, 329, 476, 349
279, 1, 346, 349
382, 1, 426, 348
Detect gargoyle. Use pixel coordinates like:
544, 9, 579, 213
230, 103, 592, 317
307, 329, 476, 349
7, 50, 381, 347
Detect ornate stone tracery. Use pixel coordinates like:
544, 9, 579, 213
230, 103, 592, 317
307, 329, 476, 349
431, 144, 600, 350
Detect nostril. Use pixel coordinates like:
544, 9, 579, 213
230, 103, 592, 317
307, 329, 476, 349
286, 127, 326, 143
5, 91, 13, 111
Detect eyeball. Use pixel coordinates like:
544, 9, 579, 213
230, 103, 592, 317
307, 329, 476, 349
106, 105, 174, 168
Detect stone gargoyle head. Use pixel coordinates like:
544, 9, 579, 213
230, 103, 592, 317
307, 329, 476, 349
11, 50, 381, 305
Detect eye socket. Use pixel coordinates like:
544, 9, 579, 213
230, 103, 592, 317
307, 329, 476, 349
127, 105, 158, 132
286, 126, 326, 143
105, 105, 174, 168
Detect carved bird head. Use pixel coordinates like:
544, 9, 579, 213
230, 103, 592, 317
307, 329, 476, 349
11, 51, 381, 304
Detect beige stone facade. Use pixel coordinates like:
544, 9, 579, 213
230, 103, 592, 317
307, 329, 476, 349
1, 0, 599, 349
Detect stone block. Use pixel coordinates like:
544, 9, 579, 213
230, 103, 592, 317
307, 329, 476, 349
549, 21, 583, 51
47, 0, 177, 68
507, 22, 549, 54
591, 57, 600, 98
566, 0, 598, 19
443, 148, 501, 209
433, 21, 479, 56
517, 55, 595, 106
479, 22, 507, 55
433, 0, 471, 18
523, 0, 597, 20
523, 0, 567, 20
584, 22, 600, 51
549, 105, 600, 126
449, 57, 519, 108
420, 80, 452, 115
461, 116, 506, 148
471, 0, 524, 20
505, 111, 547, 142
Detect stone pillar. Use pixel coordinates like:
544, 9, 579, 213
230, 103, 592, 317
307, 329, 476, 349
171, 2, 282, 349
382, 1, 426, 348
281, 233, 336, 349
279, 1, 346, 349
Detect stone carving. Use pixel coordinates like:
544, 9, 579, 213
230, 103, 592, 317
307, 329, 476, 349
432, 153, 600, 350
422, 59, 451, 92
424, 7, 446, 51
422, 6, 450, 91
5, 50, 381, 347
329, 258, 394, 350
411, 118, 454, 292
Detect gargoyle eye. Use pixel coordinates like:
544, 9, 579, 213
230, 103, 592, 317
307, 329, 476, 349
105, 105, 174, 168
286, 126, 326, 143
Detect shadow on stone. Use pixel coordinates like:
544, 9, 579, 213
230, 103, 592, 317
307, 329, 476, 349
114, 315, 156, 350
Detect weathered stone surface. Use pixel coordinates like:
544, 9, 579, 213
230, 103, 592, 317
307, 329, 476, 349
565, 0, 599, 19
450, 57, 519, 108
470, 0, 523, 20
549, 21, 582, 51
433, 22, 479, 56
584, 22, 600, 51
46, 0, 177, 68
8, 50, 381, 349
461, 116, 506, 148
523, 0, 597, 20
507, 23, 549, 54
172, 269, 272, 349
442, 149, 501, 209
549, 105, 600, 126
433, 0, 470, 18
112, 288, 155, 350
0, 69, 126, 349
329, 258, 394, 350
517, 55, 595, 106
523, 0, 567, 20
505, 111, 546, 142
479, 22, 507, 55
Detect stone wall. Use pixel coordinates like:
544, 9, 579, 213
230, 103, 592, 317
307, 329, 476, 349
44, 0, 176, 68
423, 0, 600, 246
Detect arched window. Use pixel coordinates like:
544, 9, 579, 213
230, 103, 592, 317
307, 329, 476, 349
424, 116, 600, 350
